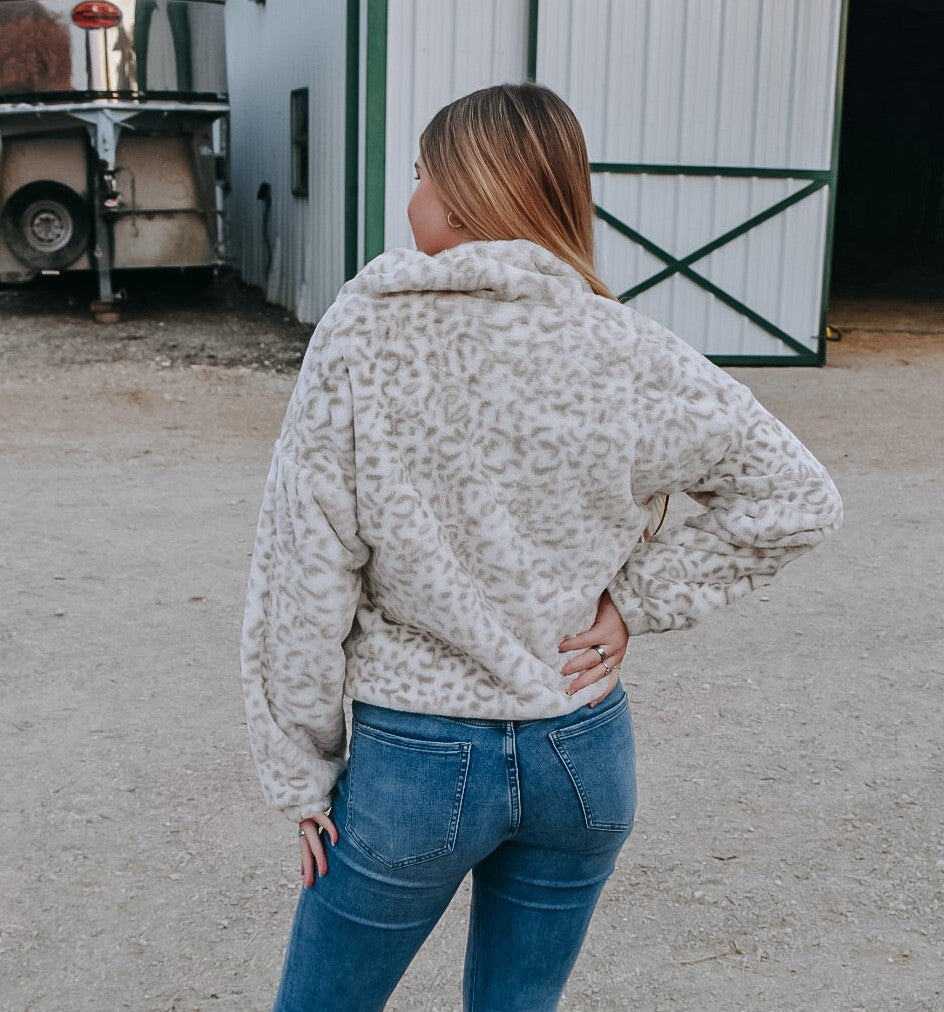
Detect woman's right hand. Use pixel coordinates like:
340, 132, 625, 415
299, 812, 340, 888
558, 591, 628, 706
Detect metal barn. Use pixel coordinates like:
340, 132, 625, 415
225, 0, 847, 364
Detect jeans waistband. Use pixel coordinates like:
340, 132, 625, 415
353, 682, 626, 730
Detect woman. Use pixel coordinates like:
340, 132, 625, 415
241, 83, 842, 1010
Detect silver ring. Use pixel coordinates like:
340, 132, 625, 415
297, 828, 306, 837
594, 645, 607, 661
601, 660, 612, 676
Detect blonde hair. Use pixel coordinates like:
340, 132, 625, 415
419, 83, 616, 300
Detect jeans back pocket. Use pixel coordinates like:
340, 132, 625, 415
346, 721, 472, 868
548, 697, 636, 832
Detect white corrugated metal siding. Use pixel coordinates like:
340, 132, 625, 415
225, 0, 347, 324
536, 0, 844, 358
225, 0, 843, 358
381, 0, 529, 250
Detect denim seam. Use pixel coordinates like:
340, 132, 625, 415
549, 695, 628, 742
345, 733, 472, 868
466, 882, 480, 1010
352, 720, 470, 753
548, 699, 632, 832
449, 742, 472, 848
505, 723, 522, 838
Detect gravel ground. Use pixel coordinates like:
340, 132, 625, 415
0, 276, 942, 1011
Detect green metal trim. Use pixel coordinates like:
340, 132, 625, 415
588, 3, 849, 367
817, 0, 851, 365
612, 180, 825, 300
591, 162, 830, 181
364, 0, 388, 262
710, 352, 822, 367
527, 0, 539, 81
594, 179, 828, 359
344, 0, 360, 280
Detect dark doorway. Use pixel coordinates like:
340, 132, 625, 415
831, 0, 944, 298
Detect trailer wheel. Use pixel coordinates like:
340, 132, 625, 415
1, 181, 90, 270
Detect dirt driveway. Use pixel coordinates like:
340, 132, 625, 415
1, 277, 941, 1011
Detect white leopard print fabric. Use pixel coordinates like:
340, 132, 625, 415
241, 239, 843, 820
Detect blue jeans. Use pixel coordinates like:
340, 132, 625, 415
273, 684, 636, 1011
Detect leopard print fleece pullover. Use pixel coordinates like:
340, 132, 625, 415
241, 239, 843, 821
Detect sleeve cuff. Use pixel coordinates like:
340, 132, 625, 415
606, 578, 652, 637
281, 798, 333, 823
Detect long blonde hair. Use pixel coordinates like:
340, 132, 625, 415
419, 83, 615, 300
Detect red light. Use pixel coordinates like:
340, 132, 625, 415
71, 2, 122, 30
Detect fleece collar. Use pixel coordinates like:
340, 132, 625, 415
350, 240, 591, 303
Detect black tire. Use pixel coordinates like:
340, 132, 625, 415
1, 181, 90, 270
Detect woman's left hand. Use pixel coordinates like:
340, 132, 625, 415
299, 811, 340, 888
558, 590, 628, 706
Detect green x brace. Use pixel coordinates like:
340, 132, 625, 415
590, 163, 832, 361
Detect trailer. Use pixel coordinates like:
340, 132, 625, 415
0, 0, 228, 318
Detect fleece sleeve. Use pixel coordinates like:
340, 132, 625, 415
240, 328, 369, 821
607, 323, 843, 636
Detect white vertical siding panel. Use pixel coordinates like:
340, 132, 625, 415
594, 174, 665, 294
602, 0, 648, 287
715, 1, 761, 166
790, 1, 842, 169
677, 1, 725, 164
641, 0, 682, 160
670, 177, 716, 350
382, 0, 529, 252
700, 179, 794, 344
488, 0, 525, 77
385, 0, 418, 250
228, 0, 841, 342
535, 0, 570, 100
306, 6, 348, 325
565, 1, 602, 157
677, 2, 724, 345
225, 0, 347, 324
718, 1, 760, 351
754, 1, 796, 349
642, 1, 681, 326
225, 2, 266, 294
536, 0, 842, 358
742, 3, 779, 353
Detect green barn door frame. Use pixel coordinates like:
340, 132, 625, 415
529, 0, 850, 366
591, 166, 831, 366
344, 0, 362, 278
352, 0, 848, 364
345, 0, 389, 270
